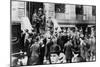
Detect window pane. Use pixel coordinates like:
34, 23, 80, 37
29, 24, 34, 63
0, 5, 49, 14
92, 6, 96, 16
76, 5, 83, 15
55, 4, 65, 13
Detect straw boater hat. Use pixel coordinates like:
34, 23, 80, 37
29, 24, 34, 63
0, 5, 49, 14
38, 8, 43, 11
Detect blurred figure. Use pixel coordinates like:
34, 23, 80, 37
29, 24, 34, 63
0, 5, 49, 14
64, 39, 73, 63
46, 17, 54, 33
21, 16, 33, 33
28, 40, 40, 65
32, 8, 46, 34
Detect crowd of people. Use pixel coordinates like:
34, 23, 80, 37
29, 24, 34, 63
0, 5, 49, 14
11, 8, 96, 66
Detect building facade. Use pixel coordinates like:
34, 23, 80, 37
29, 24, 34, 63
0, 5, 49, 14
11, 1, 96, 27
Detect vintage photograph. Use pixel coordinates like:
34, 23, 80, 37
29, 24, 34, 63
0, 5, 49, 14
11, 0, 96, 66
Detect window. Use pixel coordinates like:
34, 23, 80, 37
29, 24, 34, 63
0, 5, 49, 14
55, 4, 65, 13
12, 1, 25, 21
92, 6, 96, 16
76, 5, 83, 15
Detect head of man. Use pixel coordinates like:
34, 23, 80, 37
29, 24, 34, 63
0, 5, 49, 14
50, 52, 59, 64
38, 8, 43, 16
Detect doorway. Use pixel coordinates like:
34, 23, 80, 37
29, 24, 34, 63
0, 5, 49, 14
26, 2, 43, 24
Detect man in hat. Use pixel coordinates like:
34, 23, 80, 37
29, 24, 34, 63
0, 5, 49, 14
64, 39, 73, 63
37, 8, 46, 34
32, 8, 46, 34
49, 39, 61, 64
